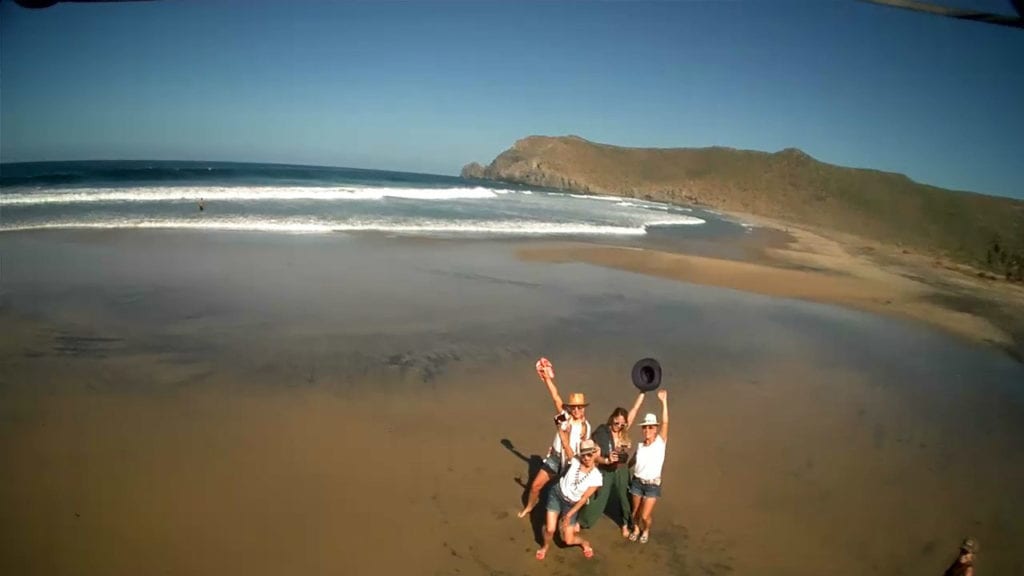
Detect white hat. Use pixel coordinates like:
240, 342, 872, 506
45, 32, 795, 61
639, 413, 659, 427
578, 439, 598, 455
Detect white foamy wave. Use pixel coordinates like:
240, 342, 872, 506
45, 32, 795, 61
0, 217, 657, 236
0, 185, 501, 206
568, 193, 627, 202
643, 216, 706, 226
617, 200, 692, 212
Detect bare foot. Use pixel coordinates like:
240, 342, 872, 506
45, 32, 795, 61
535, 548, 547, 561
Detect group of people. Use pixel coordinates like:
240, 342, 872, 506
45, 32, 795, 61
517, 357, 669, 561
515, 357, 981, 572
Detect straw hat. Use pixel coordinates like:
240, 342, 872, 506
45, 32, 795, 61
578, 439, 598, 455
639, 413, 659, 427
565, 392, 589, 407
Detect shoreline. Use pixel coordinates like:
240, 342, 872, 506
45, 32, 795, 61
518, 212, 1024, 361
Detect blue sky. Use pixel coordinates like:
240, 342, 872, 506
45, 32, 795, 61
1, 0, 1022, 198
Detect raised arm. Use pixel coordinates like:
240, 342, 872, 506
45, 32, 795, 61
557, 424, 574, 460
625, 392, 645, 429
543, 374, 565, 414
657, 389, 669, 441
536, 358, 564, 414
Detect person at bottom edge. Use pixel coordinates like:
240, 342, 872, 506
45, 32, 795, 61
578, 391, 645, 537
535, 437, 602, 561
628, 388, 669, 544
943, 538, 977, 576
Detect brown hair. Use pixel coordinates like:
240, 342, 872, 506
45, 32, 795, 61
606, 407, 628, 427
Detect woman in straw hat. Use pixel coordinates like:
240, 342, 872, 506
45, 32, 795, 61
536, 437, 602, 560
628, 388, 669, 544
517, 357, 592, 519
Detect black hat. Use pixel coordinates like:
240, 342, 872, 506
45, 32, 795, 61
631, 358, 662, 392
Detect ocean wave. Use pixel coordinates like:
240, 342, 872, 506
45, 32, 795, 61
0, 217, 665, 236
644, 216, 705, 226
0, 185, 506, 206
568, 193, 627, 202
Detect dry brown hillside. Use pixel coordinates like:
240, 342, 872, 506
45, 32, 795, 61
463, 135, 1024, 276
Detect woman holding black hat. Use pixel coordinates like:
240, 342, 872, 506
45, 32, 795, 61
628, 389, 669, 544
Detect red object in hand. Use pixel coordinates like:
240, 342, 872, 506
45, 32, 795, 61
536, 357, 555, 380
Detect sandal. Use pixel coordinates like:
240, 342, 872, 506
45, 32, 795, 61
628, 530, 639, 542
639, 533, 649, 544
535, 549, 547, 561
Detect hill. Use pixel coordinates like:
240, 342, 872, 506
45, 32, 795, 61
463, 135, 1024, 276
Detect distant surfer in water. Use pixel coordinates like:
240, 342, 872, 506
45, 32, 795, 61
517, 358, 592, 519
198, 198, 205, 212
943, 538, 977, 576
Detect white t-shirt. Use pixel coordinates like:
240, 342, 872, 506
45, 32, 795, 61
551, 418, 591, 459
558, 457, 603, 503
633, 435, 666, 481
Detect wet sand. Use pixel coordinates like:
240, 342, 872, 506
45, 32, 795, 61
519, 217, 1024, 361
1, 229, 1023, 575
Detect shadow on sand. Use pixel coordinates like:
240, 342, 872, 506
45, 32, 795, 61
500, 438, 550, 545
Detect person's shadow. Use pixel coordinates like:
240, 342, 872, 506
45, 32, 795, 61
500, 438, 549, 545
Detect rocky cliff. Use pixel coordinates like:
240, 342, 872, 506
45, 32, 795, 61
463, 135, 1024, 272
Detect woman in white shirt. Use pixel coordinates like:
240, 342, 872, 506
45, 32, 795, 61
517, 358, 592, 519
536, 437, 602, 560
628, 389, 669, 544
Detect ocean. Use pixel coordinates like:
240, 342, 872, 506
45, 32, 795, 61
0, 160, 727, 237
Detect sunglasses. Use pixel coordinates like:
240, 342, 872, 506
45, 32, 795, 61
568, 405, 586, 410
581, 452, 596, 457
642, 425, 657, 429
612, 421, 627, 427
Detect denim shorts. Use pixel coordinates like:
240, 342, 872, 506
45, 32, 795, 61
541, 453, 562, 476
545, 485, 580, 525
629, 476, 663, 498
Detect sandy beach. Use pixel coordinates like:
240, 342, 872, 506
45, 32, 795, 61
2, 227, 1023, 575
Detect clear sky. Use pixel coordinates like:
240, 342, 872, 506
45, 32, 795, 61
1, 0, 1022, 198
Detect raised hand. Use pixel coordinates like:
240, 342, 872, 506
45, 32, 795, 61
657, 389, 667, 402
536, 357, 555, 380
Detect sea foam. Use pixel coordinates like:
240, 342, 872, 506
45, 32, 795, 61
0, 185, 506, 206
0, 217, 670, 236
